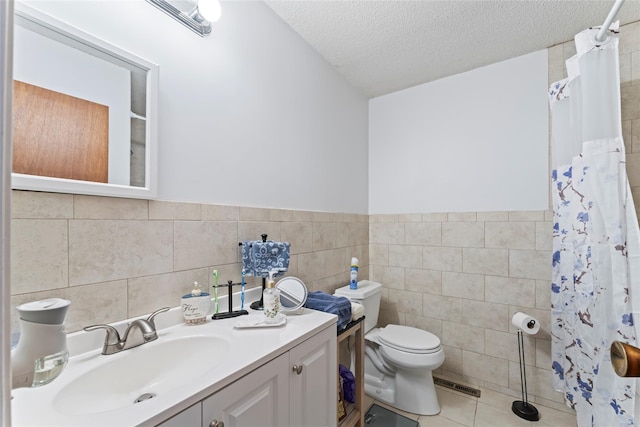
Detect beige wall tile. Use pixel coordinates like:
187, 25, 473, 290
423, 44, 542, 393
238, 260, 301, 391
442, 272, 484, 301
312, 222, 337, 251
485, 222, 535, 250
370, 222, 404, 244
398, 213, 422, 222
443, 322, 484, 353
371, 265, 405, 289
149, 200, 201, 220
405, 314, 442, 338
12, 219, 68, 294
422, 213, 448, 221
297, 251, 326, 284
281, 222, 313, 254
484, 329, 534, 363
448, 212, 476, 222
632, 51, 640, 84
485, 276, 536, 307
404, 221, 442, 246
462, 300, 509, 332
201, 204, 239, 221
405, 268, 441, 294
509, 250, 551, 280
442, 222, 484, 247
536, 221, 553, 251
463, 351, 509, 387
621, 85, 640, 121
388, 289, 423, 316
632, 119, 640, 153
74, 195, 148, 219
627, 153, 640, 186
369, 244, 389, 265
508, 211, 545, 221
325, 248, 347, 276
389, 244, 422, 268
12, 190, 73, 219
423, 246, 463, 272
313, 211, 341, 223
128, 269, 209, 318
269, 208, 295, 222
620, 21, 640, 54
237, 221, 281, 243
69, 220, 173, 285
336, 221, 368, 247
440, 345, 462, 374
476, 211, 509, 222
462, 248, 508, 276
535, 338, 552, 370
238, 207, 270, 221
423, 294, 462, 321
535, 282, 551, 314
174, 221, 238, 270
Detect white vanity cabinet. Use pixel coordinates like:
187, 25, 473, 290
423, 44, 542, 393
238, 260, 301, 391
201, 325, 337, 427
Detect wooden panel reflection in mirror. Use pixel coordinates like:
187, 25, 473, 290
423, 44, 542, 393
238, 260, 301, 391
13, 80, 109, 183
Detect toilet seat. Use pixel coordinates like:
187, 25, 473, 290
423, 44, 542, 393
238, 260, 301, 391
378, 325, 441, 354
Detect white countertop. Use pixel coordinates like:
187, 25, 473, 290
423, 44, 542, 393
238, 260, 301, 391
11, 294, 337, 427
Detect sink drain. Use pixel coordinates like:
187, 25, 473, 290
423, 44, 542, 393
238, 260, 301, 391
134, 393, 156, 404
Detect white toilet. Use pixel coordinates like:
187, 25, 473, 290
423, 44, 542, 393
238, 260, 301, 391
335, 280, 445, 416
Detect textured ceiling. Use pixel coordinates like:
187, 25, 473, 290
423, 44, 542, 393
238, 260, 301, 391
264, 0, 640, 98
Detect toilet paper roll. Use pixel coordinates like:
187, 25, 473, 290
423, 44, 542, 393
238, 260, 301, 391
511, 312, 540, 335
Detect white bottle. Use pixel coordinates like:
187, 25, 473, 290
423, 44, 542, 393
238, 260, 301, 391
263, 271, 282, 324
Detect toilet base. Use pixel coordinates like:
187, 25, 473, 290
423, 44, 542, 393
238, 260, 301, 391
363, 369, 441, 416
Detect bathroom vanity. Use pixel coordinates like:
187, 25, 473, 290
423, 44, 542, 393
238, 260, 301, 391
11, 305, 337, 426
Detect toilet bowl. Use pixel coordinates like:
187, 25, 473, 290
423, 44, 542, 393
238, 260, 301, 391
365, 325, 444, 415
334, 280, 445, 416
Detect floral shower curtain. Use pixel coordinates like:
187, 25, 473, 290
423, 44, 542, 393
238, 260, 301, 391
550, 24, 640, 426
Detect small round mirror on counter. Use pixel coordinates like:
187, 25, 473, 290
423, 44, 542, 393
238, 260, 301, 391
276, 277, 308, 314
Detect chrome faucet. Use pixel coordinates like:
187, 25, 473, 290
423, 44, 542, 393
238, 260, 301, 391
83, 307, 170, 355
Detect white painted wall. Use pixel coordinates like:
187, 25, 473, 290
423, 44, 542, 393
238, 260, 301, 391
369, 50, 549, 214
22, 0, 369, 214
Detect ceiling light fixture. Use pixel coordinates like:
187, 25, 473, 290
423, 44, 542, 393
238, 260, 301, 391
146, 0, 221, 37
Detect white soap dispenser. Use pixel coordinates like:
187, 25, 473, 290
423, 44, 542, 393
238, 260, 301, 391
263, 271, 282, 324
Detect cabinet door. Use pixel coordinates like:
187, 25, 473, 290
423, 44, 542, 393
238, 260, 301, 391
289, 326, 337, 427
157, 402, 201, 427
202, 353, 289, 427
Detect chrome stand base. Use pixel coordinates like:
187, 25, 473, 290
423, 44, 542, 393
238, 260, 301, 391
512, 401, 539, 421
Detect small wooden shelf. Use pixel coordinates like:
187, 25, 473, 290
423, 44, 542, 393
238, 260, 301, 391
337, 317, 365, 427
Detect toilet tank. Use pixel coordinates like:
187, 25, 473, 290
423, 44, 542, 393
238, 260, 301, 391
334, 280, 382, 333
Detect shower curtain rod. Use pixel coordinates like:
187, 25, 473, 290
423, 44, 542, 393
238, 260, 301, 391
595, 0, 625, 42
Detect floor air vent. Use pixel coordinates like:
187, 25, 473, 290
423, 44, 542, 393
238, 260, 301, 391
433, 377, 481, 398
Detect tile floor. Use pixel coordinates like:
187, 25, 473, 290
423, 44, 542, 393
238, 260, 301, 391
363, 386, 577, 427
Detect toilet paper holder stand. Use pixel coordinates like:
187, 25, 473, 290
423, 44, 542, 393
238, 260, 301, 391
512, 316, 540, 422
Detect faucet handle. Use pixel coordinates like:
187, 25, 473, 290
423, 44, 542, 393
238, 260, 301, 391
83, 324, 121, 345
146, 307, 170, 329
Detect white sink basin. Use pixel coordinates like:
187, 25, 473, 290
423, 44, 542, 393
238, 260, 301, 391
52, 335, 229, 416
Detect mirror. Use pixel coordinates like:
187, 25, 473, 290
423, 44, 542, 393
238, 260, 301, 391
11, 4, 158, 199
276, 277, 308, 314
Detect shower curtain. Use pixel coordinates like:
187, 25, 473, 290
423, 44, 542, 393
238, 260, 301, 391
550, 23, 640, 427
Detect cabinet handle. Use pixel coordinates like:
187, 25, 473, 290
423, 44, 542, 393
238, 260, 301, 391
292, 364, 303, 375
209, 420, 224, 427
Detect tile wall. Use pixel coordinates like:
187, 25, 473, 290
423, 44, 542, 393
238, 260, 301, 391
9, 191, 368, 334
368, 19, 640, 413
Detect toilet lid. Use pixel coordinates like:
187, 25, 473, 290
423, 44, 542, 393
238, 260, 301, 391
378, 325, 441, 354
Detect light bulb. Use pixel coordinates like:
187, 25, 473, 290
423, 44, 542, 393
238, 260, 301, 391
198, 0, 221, 22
